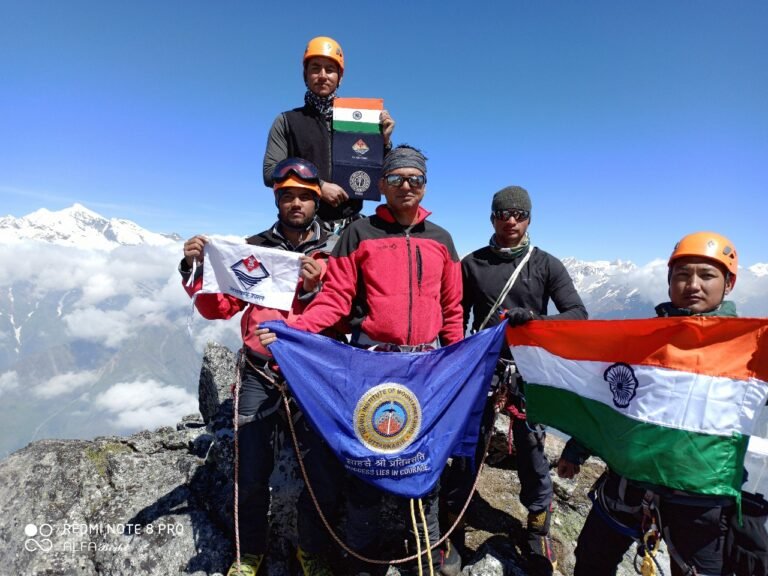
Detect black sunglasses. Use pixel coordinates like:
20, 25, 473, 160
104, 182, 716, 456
383, 174, 426, 188
273, 158, 320, 183
493, 209, 530, 222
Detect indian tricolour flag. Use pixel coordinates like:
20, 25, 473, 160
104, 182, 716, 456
507, 317, 768, 499
333, 97, 383, 134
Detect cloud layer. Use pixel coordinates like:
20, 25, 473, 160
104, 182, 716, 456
0, 240, 241, 351
95, 379, 199, 430
33, 370, 100, 399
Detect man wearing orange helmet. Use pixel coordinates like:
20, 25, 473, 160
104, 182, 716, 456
558, 232, 767, 576
263, 36, 395, 232
180, 158, 339, 576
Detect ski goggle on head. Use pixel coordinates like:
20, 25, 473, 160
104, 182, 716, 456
272, 158, 320, 183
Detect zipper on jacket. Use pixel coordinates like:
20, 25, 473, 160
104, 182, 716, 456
405, 229, 413, 345
416, 246, 423, 295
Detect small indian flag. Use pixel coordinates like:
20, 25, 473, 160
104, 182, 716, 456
507, 317, 768, 499
333, 97, 383, 134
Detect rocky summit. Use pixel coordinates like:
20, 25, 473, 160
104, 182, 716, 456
0, 343, 662, 576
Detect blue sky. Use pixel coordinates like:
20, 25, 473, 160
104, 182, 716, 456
2, 1, 766, 265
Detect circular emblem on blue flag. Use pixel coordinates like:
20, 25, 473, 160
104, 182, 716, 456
349, 170, 371, 193
354, 383, 421, 453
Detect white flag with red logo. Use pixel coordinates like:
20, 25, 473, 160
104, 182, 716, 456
202, 239, 302, 311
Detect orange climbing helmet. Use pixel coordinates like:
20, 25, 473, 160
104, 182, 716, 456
668, 231, 738, 280
303, 36, 344, 75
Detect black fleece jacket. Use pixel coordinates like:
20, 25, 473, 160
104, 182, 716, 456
461, 245, 587, 334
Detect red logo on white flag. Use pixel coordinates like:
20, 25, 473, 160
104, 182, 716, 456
242, 256, 260, 272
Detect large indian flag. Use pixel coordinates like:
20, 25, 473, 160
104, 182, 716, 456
333, 97, 383, 134
507, 317, 768, 499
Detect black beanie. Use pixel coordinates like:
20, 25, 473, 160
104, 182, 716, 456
492, 186, 531, 212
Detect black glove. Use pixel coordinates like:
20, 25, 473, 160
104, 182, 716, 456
505, 307, 539, 327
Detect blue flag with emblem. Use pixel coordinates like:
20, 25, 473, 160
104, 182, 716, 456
264, 321, 507, 498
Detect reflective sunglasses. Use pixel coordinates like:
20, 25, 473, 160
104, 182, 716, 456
273, 158, 320, 183
384, 174, 426, 188
493, 209, 530, 222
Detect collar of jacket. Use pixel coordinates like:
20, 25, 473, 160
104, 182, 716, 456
654, 300, 738, 318
246, 220, 329, 251
375, 204, 431, 226
272, 219, 325, 250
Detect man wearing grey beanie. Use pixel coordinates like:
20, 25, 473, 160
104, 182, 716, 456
443, 185, 587, 576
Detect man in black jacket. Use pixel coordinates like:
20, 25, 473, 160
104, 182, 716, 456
446, 185, 587, 576
263, 36, 395, 231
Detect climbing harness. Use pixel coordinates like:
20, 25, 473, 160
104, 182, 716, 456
662, 525, 698, 576
489, 358, 542, 460
635, 491, 663, 576
589, 473, 705, 576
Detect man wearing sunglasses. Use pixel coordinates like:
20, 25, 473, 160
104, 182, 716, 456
445, 185, 586, 576
179, 158, 339, 576
263, 36, 396, 232
259, 145, 463, 575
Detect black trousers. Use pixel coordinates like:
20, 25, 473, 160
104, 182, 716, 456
295, 420, 346, 557
236, 362, 343, 557
235, 362, 283, 556
345, 479, 442, 576
443, 372, 553, 519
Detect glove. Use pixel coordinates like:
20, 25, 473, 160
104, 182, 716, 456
505, 307, 538, 327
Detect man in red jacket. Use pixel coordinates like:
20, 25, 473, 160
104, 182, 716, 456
259, 145, 463, 575
181, 158, 337, 576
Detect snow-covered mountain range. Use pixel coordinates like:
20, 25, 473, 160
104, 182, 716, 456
563, 256, 767, 318
0, 203, 179, 250
0, 204, 765, 457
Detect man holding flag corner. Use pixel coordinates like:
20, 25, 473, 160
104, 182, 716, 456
180, 158, 341, 576
549, 231, 768, 576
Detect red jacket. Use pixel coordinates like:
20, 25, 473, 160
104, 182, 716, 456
181, 223, 336, 357
293, 204, 464, 346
